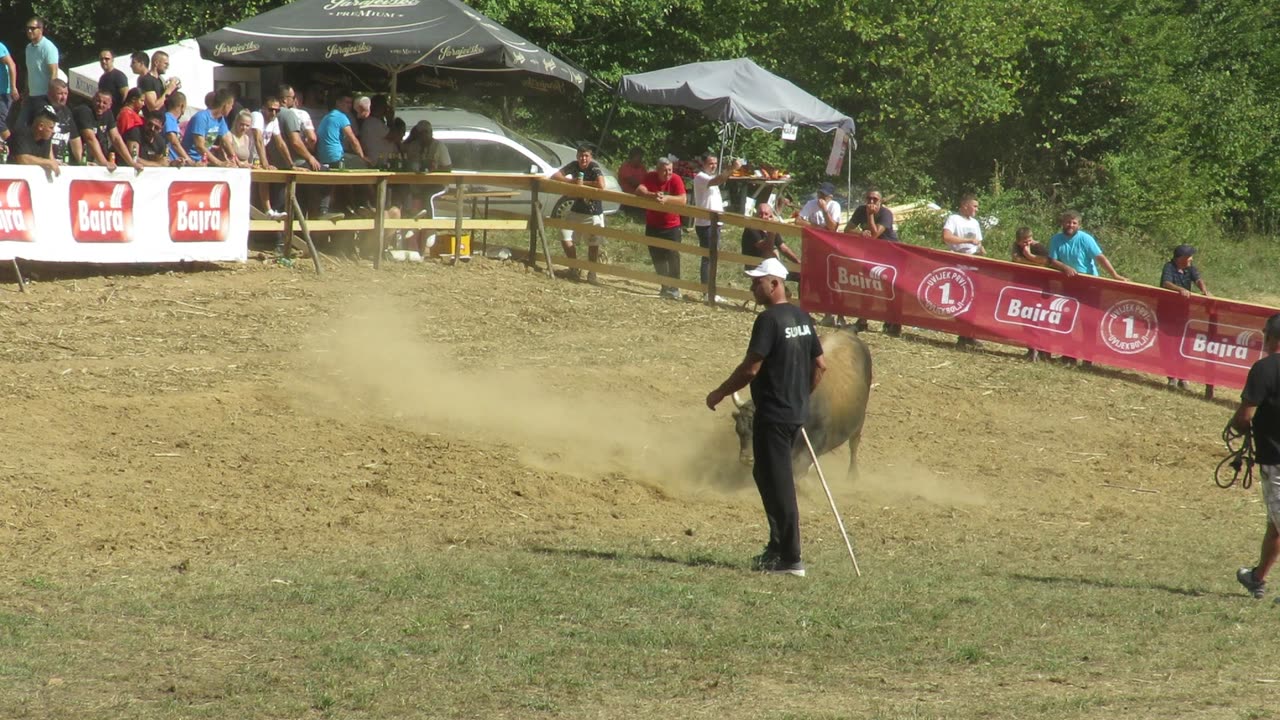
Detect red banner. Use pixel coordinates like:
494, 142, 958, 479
798, 228, 1277, 390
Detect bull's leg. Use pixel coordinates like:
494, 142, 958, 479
847, 426, 864, 480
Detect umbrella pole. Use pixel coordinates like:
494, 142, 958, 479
595, 95, 619, 153
389, 71, 398, 115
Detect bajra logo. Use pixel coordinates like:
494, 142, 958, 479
0, 180, 34, 241
213, 41, 261, 56
995, 286, 1078, 334
1179, 321, 1261, 369
69, 180, 133, 243
323, 0, 419, 9
439, 44, 483, 61
825, 255, 896, 300
169, 182, 231, 243
325, 42, 373, 59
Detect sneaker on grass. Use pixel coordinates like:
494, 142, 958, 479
1237, 567, 1266, 599
760, 557, 806, 577
750, 547, 780, 571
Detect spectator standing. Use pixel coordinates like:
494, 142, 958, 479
181, 88, 237, 167
72, 89, 139, 172
0, 39, 19, 138
1047, 210, 1127, 280
163, 91, 197, 165
355, 96, 397, 165
140, 49, 180, 112
705, 257, 826, 577
693, 153, 742, 302
618, 146, 646, 194
24, 17, 58, 99
1011, 226, 1052, 361
97, 49, 129, 115
942, 193, 985, 347
133, 52, 164, 113
795, 182, 841, 231
634, 156, 687, 299
741, 203, 800, 266
315, 91, 368, 220
1161, 244, 1211, 389
1232, 314, 1280, 601
8, 106, 60, 177
551, 144, 607, 284
275, 85, 319, 171
844, 187, 900, 335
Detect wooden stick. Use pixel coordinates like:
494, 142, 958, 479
707, 211, 721, 305
11, 258, 26, 293
801, 428, 861, 577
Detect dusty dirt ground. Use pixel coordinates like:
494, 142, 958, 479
0, 255, 1237, 578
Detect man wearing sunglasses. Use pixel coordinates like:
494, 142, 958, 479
23, 17, 58, 99
844, 188, 901, 336
97, 49, 128, 116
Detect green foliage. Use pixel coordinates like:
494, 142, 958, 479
6, 0, 1279, 242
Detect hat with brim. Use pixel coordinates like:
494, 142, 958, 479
745, 257, 789, 279
1173, 244, 1196, 259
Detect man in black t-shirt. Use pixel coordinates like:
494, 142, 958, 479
843, 187, 900, 335
73, 90, 139, 172
8, 107, 59, 176
550, 144, 606, 282
707, 257, 826, 577
96, 49, 129, 115
19, 79, 79, 163
1233, 314, 1280, 600
135, 112, 170, 166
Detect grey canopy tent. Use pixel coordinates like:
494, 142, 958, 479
197, 0, 586, 102
617, 58, 854, 136
610, 58, 856, 212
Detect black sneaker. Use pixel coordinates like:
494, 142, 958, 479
852, 319, 869, 332
760, 556, 806, 577
750, 547, 780, 571
883, 323, 902, 337
1238, 567, 1266, 599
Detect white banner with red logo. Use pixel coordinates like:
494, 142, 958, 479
0, 166, 249, 263
799, 228, 1279, 390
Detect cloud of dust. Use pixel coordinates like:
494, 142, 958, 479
300, 299, 751, 494
835, 457, 988, 507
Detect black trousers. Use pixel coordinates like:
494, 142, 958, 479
695, 224, 718, 284
752, 421, 802, 563
646, 225, 682, 287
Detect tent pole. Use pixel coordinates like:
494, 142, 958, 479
595, 94, 619, 153
390, 71, 399, 115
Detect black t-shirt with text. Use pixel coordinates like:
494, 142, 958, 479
71, 105, 115, 159
559, 159, 603, 215
1243, 353, 1280, 465
747, 302, 823, 425
7, 125, 52, 162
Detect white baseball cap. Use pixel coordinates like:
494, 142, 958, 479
745, 257, 789, 279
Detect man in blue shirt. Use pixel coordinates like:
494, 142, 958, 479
0, 41, 18, 137
314, 91, 367, 219
24, 17, 58, 98
1047, 210, 1128, 281
181, 88, 235, 166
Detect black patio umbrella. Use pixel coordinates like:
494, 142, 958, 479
196, 0, 585, 100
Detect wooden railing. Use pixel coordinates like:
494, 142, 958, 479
249, 170, 800, 305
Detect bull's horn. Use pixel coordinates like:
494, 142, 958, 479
731, 391, 746, 408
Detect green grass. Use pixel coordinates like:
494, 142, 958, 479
3, 532, 1277, 719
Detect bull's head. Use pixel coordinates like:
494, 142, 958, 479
730, 391, 755, 466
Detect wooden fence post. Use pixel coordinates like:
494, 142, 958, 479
707, 211, 721, 305
374, 176, 387, 269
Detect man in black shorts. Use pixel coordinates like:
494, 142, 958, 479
1234, 314, 1280, 600
706, 257, 826, 577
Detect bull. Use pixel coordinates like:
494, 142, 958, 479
731, 328, 872, 479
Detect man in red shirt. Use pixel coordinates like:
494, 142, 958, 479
634, 156, 687, 299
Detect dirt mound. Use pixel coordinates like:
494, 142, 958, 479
0, 258, 1230, 574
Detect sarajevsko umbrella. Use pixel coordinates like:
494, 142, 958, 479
196, 0, 585, 98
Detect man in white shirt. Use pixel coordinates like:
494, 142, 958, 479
941, 193, 984, 348
795, 182, 841, 231
693, 153, 742, 301
942, 193, 985, 255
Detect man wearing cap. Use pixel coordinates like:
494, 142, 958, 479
1161, 244, 1211, 389
1232, 314, 1280, 601
796, 182, 841, 231
634, 156, 688, 299
706, 257, 826, 577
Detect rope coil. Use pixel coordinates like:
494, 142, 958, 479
1216, 421, 1255, 489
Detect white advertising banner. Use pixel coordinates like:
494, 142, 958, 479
0, 166, 250, 263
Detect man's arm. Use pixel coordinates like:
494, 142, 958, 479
287, 130, 321, 171
708, 159, 742, 187
1049, 257, 1078, 277
777, 239, 801, 265
340, 125, 364, 161
705, 353, 765, 410
1197, 278, 1211, 296
1095, 253, 1127, 281
1162, 279, 1191, 298
269, 132, 293, 167
109, 128, 141, 172
165, 130, 196, 165
2, 55, 17, 100
79, 128, 116, 170
811, 353, 827, 392
14, 152, 59, 176
251, 127, 271, 169
1233, 403, 1257, 433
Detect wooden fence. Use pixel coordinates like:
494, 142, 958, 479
250, 170, 799, 304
